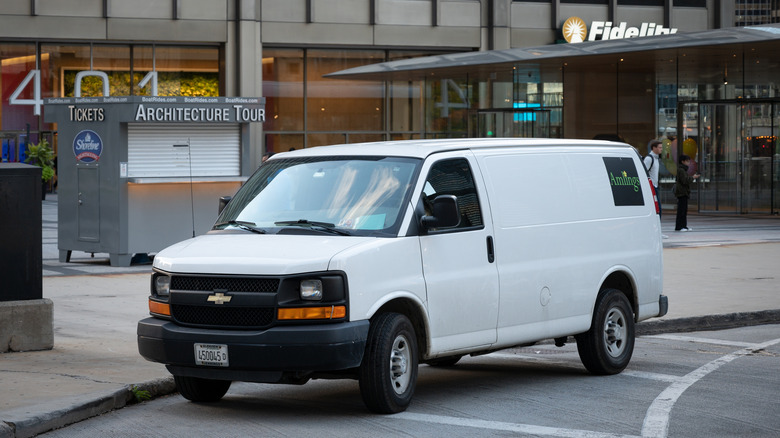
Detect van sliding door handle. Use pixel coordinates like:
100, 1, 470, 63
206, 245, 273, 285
486, 236, 495, 263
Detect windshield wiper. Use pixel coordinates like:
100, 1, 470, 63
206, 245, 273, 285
274, 219, 352, 236
214, 220, 266, 234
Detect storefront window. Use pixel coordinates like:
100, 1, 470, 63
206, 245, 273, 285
40, 45, 131, 98
262, 48, 463, 148
39, 44, 219, 99
388, 51, 429, 136
1, 43, 220, 160
306, 49, 385, 145
563, 60, 617, 140
512, 67, 563, 138
152, 46, 219, 97
742, 43, 780, 99
1, 43, 38, 162
654, 56, 679, 206
616, 57, 656, 149
425, 77, 472, 137
264, 133, 304, 152
262, 48, 304, 135
1, 43, 37, 132
306, 132, 385, 146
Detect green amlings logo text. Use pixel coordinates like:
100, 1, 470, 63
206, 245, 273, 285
609, 170, 641, 192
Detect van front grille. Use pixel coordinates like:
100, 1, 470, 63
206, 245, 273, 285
171, 276, 280, 293
171, 304, 275, 329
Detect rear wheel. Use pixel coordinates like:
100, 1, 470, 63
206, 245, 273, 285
575, 288, 635, 375
359, 313, 418, 414
174, 375, 231, 402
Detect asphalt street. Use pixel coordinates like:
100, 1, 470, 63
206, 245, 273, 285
0, 194, 778, 437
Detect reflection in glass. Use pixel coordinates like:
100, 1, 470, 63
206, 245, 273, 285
217, 156, 421, 236
1, 43, 37, 131
306, 49, 384, 133
262, 49, 304, 132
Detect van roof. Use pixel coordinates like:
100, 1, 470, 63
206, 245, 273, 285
269, 138, 635, 160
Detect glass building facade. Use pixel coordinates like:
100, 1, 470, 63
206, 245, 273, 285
1, 43, 219, 162
2, 0, 778, 214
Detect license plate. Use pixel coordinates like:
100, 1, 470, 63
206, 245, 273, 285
194, 343, 229, 367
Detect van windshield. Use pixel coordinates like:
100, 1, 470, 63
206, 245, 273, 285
214, 156, 421, 237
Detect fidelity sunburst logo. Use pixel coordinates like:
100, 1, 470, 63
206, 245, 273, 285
562, 17, 587, 43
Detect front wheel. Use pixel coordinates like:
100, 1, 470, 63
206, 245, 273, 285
359, 313, 419, 414
174, 375, 231, 402
575, 288, 635, 375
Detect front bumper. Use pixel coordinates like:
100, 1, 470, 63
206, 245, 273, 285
137, 317, 369, 382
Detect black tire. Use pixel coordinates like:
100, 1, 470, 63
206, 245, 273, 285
427, 355, 462, 367
359, 313, 419, 414
575, 288, 635, 375
174, 375, 231, 402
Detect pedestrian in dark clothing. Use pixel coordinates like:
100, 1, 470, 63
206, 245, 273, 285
673, 154, 699, 231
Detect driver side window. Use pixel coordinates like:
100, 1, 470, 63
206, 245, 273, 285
422, 158, 483, 230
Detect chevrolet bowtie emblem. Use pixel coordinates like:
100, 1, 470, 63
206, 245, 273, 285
207, 292, 232, 305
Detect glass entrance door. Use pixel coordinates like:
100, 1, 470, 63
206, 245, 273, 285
698, 103, 741, 213
697, 102, 778, 214
742, 103, 776, 213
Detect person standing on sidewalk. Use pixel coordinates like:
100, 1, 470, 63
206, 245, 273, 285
644, 140, 662, 200
674, 154, 699, 232
645, 139, 668, 238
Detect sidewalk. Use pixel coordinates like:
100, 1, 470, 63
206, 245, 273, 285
1, 198, 780, 437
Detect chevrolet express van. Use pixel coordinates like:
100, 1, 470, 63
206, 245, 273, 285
138, 138, 667, 413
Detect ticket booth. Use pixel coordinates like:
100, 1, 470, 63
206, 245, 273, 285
44, 97, 265, 266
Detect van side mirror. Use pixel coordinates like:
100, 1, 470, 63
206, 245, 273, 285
421, 195, 460, 230
218, 196, 232, 214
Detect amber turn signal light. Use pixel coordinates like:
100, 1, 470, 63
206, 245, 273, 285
149, 299, 171, 316
278, 306, 346, 320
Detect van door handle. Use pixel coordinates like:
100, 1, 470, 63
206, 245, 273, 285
486, 236, 495, 263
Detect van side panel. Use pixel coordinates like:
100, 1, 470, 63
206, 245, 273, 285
328, 237, 427, 323
475, 148, 662, 346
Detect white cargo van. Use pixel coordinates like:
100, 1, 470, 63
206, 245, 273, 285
138, 138, 667, 413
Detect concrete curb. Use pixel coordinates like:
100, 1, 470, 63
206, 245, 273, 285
3, 313, 779, 437
636, 309, 780, 336
0, 377, 175, 438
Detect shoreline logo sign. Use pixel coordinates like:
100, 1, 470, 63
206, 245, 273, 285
73, 130, 103, 163
563, 17, 677, 43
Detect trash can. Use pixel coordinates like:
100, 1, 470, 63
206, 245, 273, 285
0, 163, 53, 352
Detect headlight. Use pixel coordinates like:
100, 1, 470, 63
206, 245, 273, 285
154, 275, 171, 297
300, 279, 323, 301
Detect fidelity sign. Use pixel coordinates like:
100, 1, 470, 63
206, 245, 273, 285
562, 17, 677, 43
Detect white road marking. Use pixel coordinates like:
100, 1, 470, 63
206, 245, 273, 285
646, 334, 758, 348
419, 337, 779, 437
621, 370, 680, 383
489, 353, 681, 383
396, 412, 641, 438
641, 337, 780, 437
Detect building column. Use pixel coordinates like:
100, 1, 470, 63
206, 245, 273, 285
488, 0, 512, 50
230, 0, 264, 172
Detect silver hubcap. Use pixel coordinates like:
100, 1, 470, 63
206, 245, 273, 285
603, 307, 627, 357
389, 334, 411, 394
